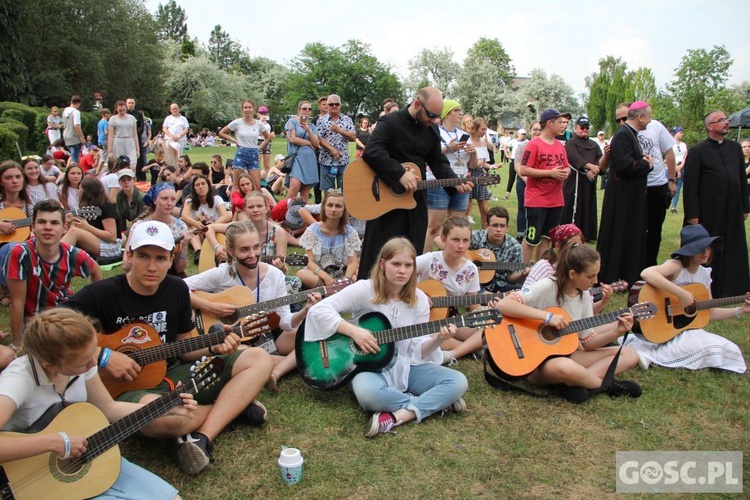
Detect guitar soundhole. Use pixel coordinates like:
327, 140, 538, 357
349, 339, 367, 356
539, 326, 560, 344
51, 455, 91, 482
391, 185, 406, 196
222, 313, 238, 325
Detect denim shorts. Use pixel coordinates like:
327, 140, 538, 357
234, 146, 260, 170
427, 187, 470, 212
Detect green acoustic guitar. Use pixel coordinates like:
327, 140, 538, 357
295, 309, 502, 391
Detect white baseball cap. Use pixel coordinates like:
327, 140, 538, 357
517, 128, 527, 135
129, 221, 174, 252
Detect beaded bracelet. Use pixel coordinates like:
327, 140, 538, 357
58, 431, 71, 459
213, 244, 222, 252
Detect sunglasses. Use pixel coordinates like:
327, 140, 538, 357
299, 107, 312, 111
580, 125, 590, 130
616, 117, 627, 123
417, 98, 440, 119
328, 103, 341, 107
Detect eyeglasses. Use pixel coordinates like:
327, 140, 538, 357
616, 117, 627, 123
580, 125, 590, 130
328, 103, 341, 107
299, 107, 312, 111
708, 117, 729, 125
488, 223, 507, 229
417, 98, 440, 119
530, 128, 541, 132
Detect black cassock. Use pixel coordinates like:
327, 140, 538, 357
597, 123, 651, 286
683, 137, 750, 298
563, 135, 603, 242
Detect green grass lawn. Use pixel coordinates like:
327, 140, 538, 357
2, 146, 749, 498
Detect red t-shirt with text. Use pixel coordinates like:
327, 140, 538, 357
521, 137, 569, 208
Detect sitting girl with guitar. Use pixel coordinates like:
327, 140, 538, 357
125, 182, 193, 278
491, 243, 639, 403
622, 224, 748, 372
0, 161, 34, 307
61, 177, 121, 261
297, 189, 361, 289
304, 237, 467, 438
525, 224, 615, 314
0, 308, 196, 499
418, 217, 483, 364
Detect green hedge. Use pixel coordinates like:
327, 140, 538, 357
0, 122, 28, 155
1, 109, 25, 124
0, 126, 20, 162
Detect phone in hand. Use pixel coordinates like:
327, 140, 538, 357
458, 133, 470, 143
225, 159, 233, 168
300, 115, 308, 123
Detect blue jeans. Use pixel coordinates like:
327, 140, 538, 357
670, 176, 684, 210
320, 164, 344, 192
515, 177, 526, 238
350, 363, 467, 423
68, 143, 82, 163
0, 243, 18, 288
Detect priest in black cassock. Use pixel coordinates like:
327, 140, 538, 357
597, 101, 654, 287
563, 116, 604, 242
682, 110, 750, 298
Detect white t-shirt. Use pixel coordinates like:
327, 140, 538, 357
27, 183, 60, 205
185, 195, 226, 222
673, 141, 687, 168
428, 126, 469, 180
227, 118, 265, 148
416, 251, 480, 296
62, 106, 81, 145
0, 355, 97, 432
638, 119, 676, 187
163, 114, 190, 145
101, 172, 120, 192
184, 263, 293, 332
60, 186, 80, 210
40, 164, 62, 180
519, 277, 595, 340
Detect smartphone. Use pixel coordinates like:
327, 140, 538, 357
225, 158, 233, 168
458, 133, 470, 143
300, 115, 308, 123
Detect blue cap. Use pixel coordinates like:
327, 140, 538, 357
671, 126, 684, 134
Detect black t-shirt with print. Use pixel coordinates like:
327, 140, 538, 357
65, 274, 194, 342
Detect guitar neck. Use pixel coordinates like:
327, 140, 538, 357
11, 216, 32, 229
477, 261, 531, 272
430, 292, 504, 309
235, 284, 332, 316
132, 329, 227, 365
690, 294, 749, 312
557, 307, 631, 336
81, 382, 197, 463
373, 315, 477, 344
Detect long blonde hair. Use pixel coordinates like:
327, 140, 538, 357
370, 237, 418, 306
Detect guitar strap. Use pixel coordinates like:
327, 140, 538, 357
589, 332, 630, 395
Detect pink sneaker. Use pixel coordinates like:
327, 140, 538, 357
364, 412, 399, 438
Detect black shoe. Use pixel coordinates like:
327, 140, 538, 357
555, 385, 590, 404
233, 399, 268, 427
193, 250, 201, 264
604, 379, 642, 398
171, 432, 214, 475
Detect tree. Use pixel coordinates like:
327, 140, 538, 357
631, 67, 657, 103
667, 45, 734, 133
406, 47, 460, 96
284, 40, 404, 120
0, 0, 29, 101
585, 56, 634, 135
17, 0, 165, 111
465, 37, 515, 86
207, 24, 242, 71
155, 0, 188, 43
508, 69, 581, 128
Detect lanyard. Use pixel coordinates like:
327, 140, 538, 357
236, 263, 261, 303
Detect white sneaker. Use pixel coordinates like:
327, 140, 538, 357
467, 216, 476, 225
637, 354, 650, 370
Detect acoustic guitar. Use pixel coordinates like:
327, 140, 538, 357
0, 358, 222, 500
342, 159, 500, 220
0, 206, 102, 244
635, 282, 749, 343
466, 249, 533, 284
296, 309, 502, 390
484, 302, 656, 379
98, 317, 272, 398
417, 279, 507, 321
191, 279, 351, 335
197, 232, 308, 273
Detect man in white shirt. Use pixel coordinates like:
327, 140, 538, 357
62, 95, 86, 163
669, 126, 687, 214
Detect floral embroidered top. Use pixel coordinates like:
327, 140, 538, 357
298, 222, 361, 267
415, 251, 480, 296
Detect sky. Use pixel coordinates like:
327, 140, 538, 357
145, 0, 749, 98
